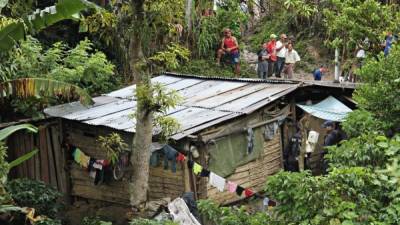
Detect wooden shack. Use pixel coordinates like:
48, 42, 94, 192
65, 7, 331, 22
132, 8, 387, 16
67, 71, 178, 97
7, 72, 355, 206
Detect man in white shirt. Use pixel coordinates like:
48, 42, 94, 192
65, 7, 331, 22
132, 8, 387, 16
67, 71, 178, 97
275, 34, 287, 78
283, 43, 300, 79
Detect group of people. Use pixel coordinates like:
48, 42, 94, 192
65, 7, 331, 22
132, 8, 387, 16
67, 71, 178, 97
216, 30, 302, 79
257, 33, 300, 79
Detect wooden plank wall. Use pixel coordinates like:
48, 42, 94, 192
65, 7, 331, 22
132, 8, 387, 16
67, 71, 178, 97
206, 129, 283, 205
65, 122, 185, 205
7, 122, 69, 195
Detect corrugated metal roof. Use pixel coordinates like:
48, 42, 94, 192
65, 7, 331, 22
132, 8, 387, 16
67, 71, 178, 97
45, 73, 299, 140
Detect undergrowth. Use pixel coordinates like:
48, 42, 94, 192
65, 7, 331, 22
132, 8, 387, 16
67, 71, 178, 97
175, 58, 257, 78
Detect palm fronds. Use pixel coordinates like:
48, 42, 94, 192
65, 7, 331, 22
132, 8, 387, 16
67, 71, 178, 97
0, 78, 94, 106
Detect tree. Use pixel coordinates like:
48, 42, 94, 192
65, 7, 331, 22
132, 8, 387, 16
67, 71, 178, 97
323, 0, 400, 61
126, 0, 187, 208
261, 40, 400, 225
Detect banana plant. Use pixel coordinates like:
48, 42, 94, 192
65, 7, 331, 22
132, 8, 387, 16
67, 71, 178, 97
0, 124, 38, 214
0, 78, 94, 106
0, 0, 98, 51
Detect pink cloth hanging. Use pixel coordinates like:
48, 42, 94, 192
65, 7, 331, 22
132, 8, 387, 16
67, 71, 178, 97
226, 181, 238, 193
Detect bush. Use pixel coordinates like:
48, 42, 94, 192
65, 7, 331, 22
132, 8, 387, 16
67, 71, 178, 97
129, 218, 177, 225
176, 59, 256, 78
1, 36, 119, 96
82, 216, 112, 225
5, 178, 62, 217
35, 218, 62, 225
198, 199, 272, 225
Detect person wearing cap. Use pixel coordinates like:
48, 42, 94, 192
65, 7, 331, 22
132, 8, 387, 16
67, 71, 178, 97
265, 34, 278, 77
216, 28, 241, 77
275, 34, 287, 78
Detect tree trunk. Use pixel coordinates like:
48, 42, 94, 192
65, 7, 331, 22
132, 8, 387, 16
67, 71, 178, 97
128, 0, 154, 208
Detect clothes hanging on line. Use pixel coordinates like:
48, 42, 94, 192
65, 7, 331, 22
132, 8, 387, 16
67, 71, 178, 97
244, 188, 254, 197
226, 181, 238, 193
209, 172, 226, 192
150, 144, 181, 172
187, 159, 194, 169
72, 147, 90, 168
264, 122, 279, 140
177, 153, 186, 162
163, 145, 178, 172
200, 169, 210, 177
236, 186, 244, 196
193, 163, 202, 175
247, 128, 254, 154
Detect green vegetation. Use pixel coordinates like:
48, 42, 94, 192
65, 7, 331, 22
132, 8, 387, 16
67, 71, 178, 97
98, 133, 128, 166
1, 0, 400, 224
177, 59, 256, 78
6, 178, 62, 217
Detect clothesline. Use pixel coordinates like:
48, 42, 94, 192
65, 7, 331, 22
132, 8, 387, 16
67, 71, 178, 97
185, 157, 277, 207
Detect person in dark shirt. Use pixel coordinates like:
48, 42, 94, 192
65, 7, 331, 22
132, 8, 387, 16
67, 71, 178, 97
321, 120, 342, 174
313, 65, 328, 81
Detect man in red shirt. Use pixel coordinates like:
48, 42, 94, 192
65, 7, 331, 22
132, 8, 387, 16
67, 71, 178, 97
265, 34, 277, 77
216, 28, 241, 77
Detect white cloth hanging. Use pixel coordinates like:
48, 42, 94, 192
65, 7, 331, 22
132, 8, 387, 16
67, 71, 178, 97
209, 172, 226, 192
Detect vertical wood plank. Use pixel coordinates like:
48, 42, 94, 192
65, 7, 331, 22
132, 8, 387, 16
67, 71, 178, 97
39, 127, 50, 184
47, 127, 58, 188
34, 132, 41, 181
26, 133, 35, 179
59, 119, 71, 204
51, 126, 63, 192
21, 132, 29, 178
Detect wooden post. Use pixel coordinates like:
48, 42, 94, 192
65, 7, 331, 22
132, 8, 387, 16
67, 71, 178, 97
183, 158, 191, 192
298, 114, 310, 171
334, 47, 340, 83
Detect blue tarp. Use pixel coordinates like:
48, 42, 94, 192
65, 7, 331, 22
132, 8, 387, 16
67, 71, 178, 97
297, 96, 352, 122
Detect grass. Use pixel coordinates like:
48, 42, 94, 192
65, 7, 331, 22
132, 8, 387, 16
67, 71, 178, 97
175, 58, 257, 78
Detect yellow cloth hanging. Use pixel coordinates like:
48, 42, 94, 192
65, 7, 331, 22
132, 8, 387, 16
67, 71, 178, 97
193, 162, 202, 175
79, 152, 90, 168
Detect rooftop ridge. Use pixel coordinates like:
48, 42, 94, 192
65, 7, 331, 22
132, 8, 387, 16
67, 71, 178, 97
162, 72, 300, 84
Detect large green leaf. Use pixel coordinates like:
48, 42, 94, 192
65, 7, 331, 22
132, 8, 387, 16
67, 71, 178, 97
0, 0, 8, 13
0, 204, 24, 214
0, 0, 98, 51
0, 124, 37, 142
0, 21, 25, 51
0, 78, 94, 106
9, 149, 38, 169
26, 0, 98, 32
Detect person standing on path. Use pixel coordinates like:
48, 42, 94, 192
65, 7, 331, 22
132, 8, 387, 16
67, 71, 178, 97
282, 43, 300, 79
216, 28, 241, 77
265, 34, 277, 77
257, 41, 270, 79
275, 34, 287, 78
